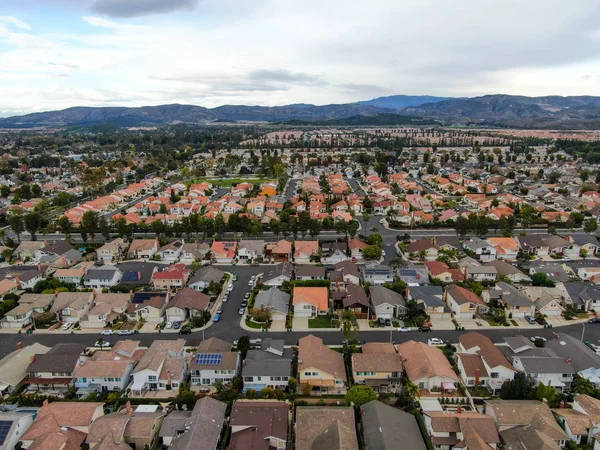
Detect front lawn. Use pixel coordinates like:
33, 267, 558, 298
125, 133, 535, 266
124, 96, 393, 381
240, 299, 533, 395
308, 315, 334, 328
245, 318, 268, 330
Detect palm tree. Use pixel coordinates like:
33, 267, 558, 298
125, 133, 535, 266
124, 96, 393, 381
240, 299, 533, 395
404, 380, 421, 405
341, 310, 359, 341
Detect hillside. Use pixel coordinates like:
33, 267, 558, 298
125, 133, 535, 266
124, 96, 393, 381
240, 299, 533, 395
357, 94, 452, 109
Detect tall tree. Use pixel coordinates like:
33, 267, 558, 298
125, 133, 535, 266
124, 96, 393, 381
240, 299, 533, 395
23, 212, 41, 241
9, 214, 24, 243
81, 211, 100, 242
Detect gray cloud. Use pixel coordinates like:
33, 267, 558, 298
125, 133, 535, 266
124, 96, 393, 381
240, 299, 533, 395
247, 69, 321, 84
91, 0, 198, 18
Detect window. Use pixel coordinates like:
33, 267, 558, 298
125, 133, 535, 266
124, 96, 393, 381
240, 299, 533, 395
244, 377, 254, 382
490, 373, 499, 379
148, 375, 157, 382
562, 374, 571, 378
78, 377, 87, 383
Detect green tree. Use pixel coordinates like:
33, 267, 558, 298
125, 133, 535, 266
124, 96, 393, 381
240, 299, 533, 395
341, 310, 359, 341
362, 245, 382, 260
344, 385, 377, 408
454, 216, 470, 237
237, 336, 251, 359
9, 214, 24, 242
56, 216, 72, 235
23, 212, 41, 241
499, 371, 534, 400
367, 233, 383, 246
531, 272, 556, 287
403, 380, 422, 405
585, 218, 598, 234
81, 211, 100, 242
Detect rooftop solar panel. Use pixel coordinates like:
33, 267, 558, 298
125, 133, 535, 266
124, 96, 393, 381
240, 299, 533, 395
0, 421, 13, 446
123, 271, 140, 281
195, 353, 223, 365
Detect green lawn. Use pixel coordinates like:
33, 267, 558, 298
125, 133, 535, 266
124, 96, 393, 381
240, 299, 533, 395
308, 316, 334, 328
245, 319, 268, 329
187, 177, 275, 187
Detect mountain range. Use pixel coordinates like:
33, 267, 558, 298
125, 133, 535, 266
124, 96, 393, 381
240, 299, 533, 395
4, 94, 600, 129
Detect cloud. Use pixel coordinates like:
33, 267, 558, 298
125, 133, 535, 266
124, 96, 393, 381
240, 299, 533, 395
91, 0, 199, 18
0, 16, 31, 30
82, 16, 149, 30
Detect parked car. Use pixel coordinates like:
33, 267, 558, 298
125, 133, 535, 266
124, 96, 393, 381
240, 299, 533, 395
589, 318, 600, 323
61, 322, 73, 330
241, 300, 248, 307
250, 338, 262, 347
418, 326, 432, 332
238, 308, 245, 315
213, 313, 221, 322
232, 275, 238, 281
525, 315, 536, 325
179, 327, 192, 335
222, 294, 228, 303
248, 280, 255, 286
398, 327, 412, 332
173, 321, 182, 329
378, 317, 386, 326
118, 329, 134, 335
250, 275, 256, 281
244, 293, 251, 300
95, 340, 111, 348
165, 321, 173, 329
216, 306, 223, 314
227, 284, 234, 292
530, 336, 547, 343
429, 338, 444, 346
101, 329, 114, 335
384, 318, 392, 327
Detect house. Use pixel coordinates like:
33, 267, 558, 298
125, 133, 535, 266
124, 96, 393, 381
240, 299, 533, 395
423, 411, 500, 450
0, 278, 18, 299
126, 292, 169, 323
545, 333, 600, 387
83, 266, 123, 290
294, 240, 319, 263
0, 342, 50, 396
298, 335, 347, 394
332, 260, 362, 285
1, 293, 55, 329
293, 286, 329, 318
424, 260, 464, 283
210, 241, 238, 264
26, 343, 85, 393
229, 400, 288, 450
156, 240, 184, 262
485, 400, 569, 449
351, 343, 403, 393
190, 338, 240, 387
516, 234, 551, 256
456, 332, 516, 394
130, 339, 187, 396
13, 268, 44, 290
151, 263, 191, 290
187, 266, 224, 291
407, 239, 439, 261
463, 237, 497, 262
487, 237, 520, 261
81, 293, 131, 328
569, 234, 600, 256
21, 401, 104, 449
482, 281, 535, 318
35, 240, 83, 267
179, 242, 209, 264
560, 282, 600, 311
0, 409, 37, 450
261, 263, 294, 287
572, 395, 600, 447
295, 265, 325, 281
444, 284, 488, 319
407, 285, 450, 317
321, 241, 350, 264
97, 238, 129, 263
127, 238, 159, 259
433, 236, 463, 254
295, 407, 358, 450
254, 288, 290, 321
116, 262, 159, 286
242, 339, 292, 391
266, 240, 292, 262
360, 400, 427, 450
331, 282, 370, 318
349, 238, 369, 260
370, 285, 407, 319
54, 261, 93, 285
397, 265, 430, 286
51, 291, 94, 324
521, 286, 566, 316
396, 340, 460, 391
14, 240, 45, 261
484, 260, 531, 283
237, 239, 265, 261
167, 397, 227, 450
164, 288, 210, 322
362, 265, 393, 285
465, 265, 497, 282
73, 340, 142, 398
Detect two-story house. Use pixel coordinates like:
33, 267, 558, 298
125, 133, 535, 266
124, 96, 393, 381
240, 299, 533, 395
26, 343, 85, 393
130, 339, 187, 396
362, 265, 394, 285
482, 281, 535, 318
126, 291, 169, 323
151, 263, 191, 290
293, 286, 329, 318
351, 343, 403, 393
370, 285, 408, 320
51, 291, 94, 324
83, 267, 123, 290
96, 238, 129, 263
127, 238, 159, 259
423, 411, 500, 450
190, 337, 240, 387
242, 339, 292, 391
80, 292, 131, 329
298, 335, 347, 394
230, 400, 288, 450
444, 284, 488, 319
237, 240, 265, 262
463, 237, 497, 262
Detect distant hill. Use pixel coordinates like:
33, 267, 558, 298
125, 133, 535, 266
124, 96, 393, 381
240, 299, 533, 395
357, 94, 453, 109
277, 113, 439, 126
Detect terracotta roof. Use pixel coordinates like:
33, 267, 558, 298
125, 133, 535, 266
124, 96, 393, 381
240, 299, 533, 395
446, 284, 486, 306
293, 286, 329, 311
22, 402, 103, 442
396, 340, 459, 383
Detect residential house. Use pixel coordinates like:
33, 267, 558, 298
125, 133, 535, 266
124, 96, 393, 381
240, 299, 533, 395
295, 407, 358, 450
484, 260, 531, 283
0, 278, 17, 300
190, 338, 240, 387
485, 400, 569, 449
362, 265, 394, 285
407, 239, 439, 261
298, 335, 347, 394
465, 265, 498, 282
407, 285, 450, 317
321, 241, 350, 264
397, 265, 430, 286
97, 238, 129, 263
187, 266, 224, 291
553, 405, 594, 446
0, 342, 50, 396
572, 395, 600, 447
229, 400, 288, 450
560, 282, 600, 311
463, 237, 497, 262
26, 343, 85, 393
456, 332, 516, 394
242, 339, 292, 391
126, 292, 169, 323
179, 242, 209, 264
360, 400, 427, 450
396, 340, 460, 391
487, 237, 520, 261
14, 240, 45, 261
0, 410, 37, 450
130, 339, 187, 396
211, 241, 238, 264
156, 240, 184, 263
444, 284, 488, 319
482, 281, 535, 318
351, 343, 403, 393
295, 265, 325, 281
167, 397, 227, 450
568, 234, 600, 257
332, 283, 371, 318
516, 234, 551, 256
151, 263, 191, 290
332, 260, 362, 285
127, 239, 159, 259
349, 238, 369, 261
81, 293, 131, 329
116, 262, 159, 286
54, 261, 93, 285
370, 285, 408, 319
423, 411, 500, 450
51, 291, 94, 324
35, 240, 83, 267
294, 240, 319, 263
424, 261, 465, 283
1, 293, 55, 329
433, 236, 463, 254
521, 286, 566, 316
237, 240, 265, 261
261, 263, 293, 287
293, 286, 329, 318
164, 288, 210, 322
545, 333, 600, 387
83, 266, 123, 290
254, 288, 290, 322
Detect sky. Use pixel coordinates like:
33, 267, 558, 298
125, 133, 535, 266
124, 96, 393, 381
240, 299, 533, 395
1, 0, 600, 116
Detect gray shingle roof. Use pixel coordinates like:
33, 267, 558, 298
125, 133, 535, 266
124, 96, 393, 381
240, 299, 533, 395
370, 285, 406, 308
254, 288, 290, 315
361, 400, 427, 450
242, 348, 293, 377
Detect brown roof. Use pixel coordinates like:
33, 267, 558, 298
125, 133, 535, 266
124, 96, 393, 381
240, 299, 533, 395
349, 238, 368, 250
446, 284, 486, 306
50, 292, 93, 313
458, 332, 515, 371
27, 427, 87, 450
86, 414, 130, 446
22, 402, 103, 441
396, 341, 459, 383
124, 412, 165, 439
552, 408, 593, 435
197, 337, 232, 353
456, 353, 489, 378
298, 335, 346, 381
74, 357, 133, 379
229, 401, 288, 450
361, 342, 397, 354
352, 353, 403, 373
168, 288, 210, 312
426, 412, 500, 448
575, 394, 600, 423
133, 339, 185, 373
159, 357, 187, 379
295, 407, 358, 450
94, 293, 131, 309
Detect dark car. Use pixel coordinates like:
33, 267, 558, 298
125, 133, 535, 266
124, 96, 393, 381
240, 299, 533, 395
589, 318, 600, 323
418, 326, 432, 332
384, 318, 392, 327
241, 300, 248, 307
179, 327, 192, 334
173, 321, 182, 329
378, 317, 386, 326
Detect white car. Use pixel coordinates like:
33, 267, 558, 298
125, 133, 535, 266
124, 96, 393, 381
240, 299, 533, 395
248, 280, 255, 286
398, 327, 412, 332
118, 330, 134, 336
101, 329, 114, 335
61, 322, 73, 330
165, 321, 173, 329
95, 340, 111, 348
222, 294, 228, 303
530, 336, 547, 343
227, 284, 234, 292
238, 308, 245, 315
429, 338, 444, 346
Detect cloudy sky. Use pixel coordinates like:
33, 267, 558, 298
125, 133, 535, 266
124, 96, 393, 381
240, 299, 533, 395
1, 0, 600, 116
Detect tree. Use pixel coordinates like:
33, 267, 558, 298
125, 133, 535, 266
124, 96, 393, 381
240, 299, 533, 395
308, 219, 322, 238
347, 220, 360, 239
454, 216, 470, 237
287, 377, 298, 394
81, 211, 100, 242
537, 382, 558, 406
56, 216, 72, 235
115, 217, 129, 237
344, 385, 377, 408
403, 380, 421, 405
362, 245, 382, 260
367, 233, 383, 246
23, 212, 41, 241
499, 371, 534, 400
237, 336, 251, 359
9, 214, 24, 242
341, 310, 359, 341
531, 272, 556, 287
585, 218, 598, 234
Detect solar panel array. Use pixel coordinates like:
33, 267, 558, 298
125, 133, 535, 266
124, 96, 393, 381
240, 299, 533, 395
123, 271, 140, 282
195, 353, 223, 365
399, 269, 417, 277
0, 421, 13, 446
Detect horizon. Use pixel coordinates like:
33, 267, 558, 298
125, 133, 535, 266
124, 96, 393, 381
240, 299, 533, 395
1, 0, 600, 116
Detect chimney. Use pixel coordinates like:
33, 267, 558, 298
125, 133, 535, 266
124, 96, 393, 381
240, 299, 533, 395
566, 358, 572, 365
559, 401, 565, 409
463, 266, 468, 279
43, 399, 49, 406
16, 342, 22, 351
405, 287, 409, 299
126, 401, 132, 414
475, 369, 480, 385
167, 371, 172, 386
457, 404, 462, 414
